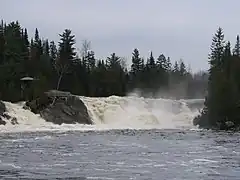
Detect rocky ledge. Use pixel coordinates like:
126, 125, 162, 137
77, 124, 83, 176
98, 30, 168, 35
25, 90, 92, 125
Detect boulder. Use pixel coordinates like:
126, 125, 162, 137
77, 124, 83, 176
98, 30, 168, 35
224, 121, 235, 130
2, 113, 11, 120
0, 101, 6, 115
0, 101, 6, 125
0, 119, 6, 125
11, 117, 18, 125
26, 90, 92, 125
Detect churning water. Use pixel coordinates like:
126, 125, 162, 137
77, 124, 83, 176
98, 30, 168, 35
0, 96, 204, 132
0, 96, 239, 179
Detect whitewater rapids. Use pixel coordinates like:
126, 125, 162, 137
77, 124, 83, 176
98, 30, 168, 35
0, 96, 204, 133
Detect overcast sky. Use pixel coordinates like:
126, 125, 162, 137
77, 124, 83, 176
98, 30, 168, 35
1, 0, 240, 72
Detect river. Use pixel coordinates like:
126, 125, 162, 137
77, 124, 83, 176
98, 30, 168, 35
0, 129, 239, 180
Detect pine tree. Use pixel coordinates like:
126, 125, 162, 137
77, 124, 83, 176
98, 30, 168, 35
29, 38, 34, 59
43, 39, 50, 56
157, 54, 172, 72
179, 59, 186, 77
224, 41, 231, 57
85, 50, 96, 69
34, 28, 40, 43
156, 54, 167, 69
55, 29, 76, 91
201, 27, 226, 127
131, 48, 143, 73
146, 51, 155, 69
233, 35, 240, 57
34, 28, 43, 56
209, 27, 225, 68
173, 61, 179, 73
166, 57, 172, 72
50, 41, 57, 61
106, 53, 121, 69
23, 28, 29, 47
222, 41, 232, 79
208, 27, 226, 87
156, 54, 170, 88
170, 61, 180, 86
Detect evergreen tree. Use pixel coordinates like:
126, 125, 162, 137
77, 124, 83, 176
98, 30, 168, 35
173, 61, 179, 73
146, 51, 155, 69
166, 57, 172, 72
106, 53, 121, 69
233, 35, 240, 57
34, 28, 43, 56
34, 28, 40, 43
55, 29, 76, 90
85, 50, 95, 69
156, 54, 169, 87
207, 28, 226, 126
179, 59, 187, 77
131, 48, 143, 73
23, 28, 29, 47
156, 54, 167, 69
224, 41, 231, 58
43, 39, 50, 56
209, 27, 225, 68
129, 48, 144, 90
50, 41, 57, 61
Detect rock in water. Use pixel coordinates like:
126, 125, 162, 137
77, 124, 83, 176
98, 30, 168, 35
26, 90, 92, 125
0, 101, 6, 114
0, 118, 6, 125
0, 101, 6, 125
225, 121, 235, 129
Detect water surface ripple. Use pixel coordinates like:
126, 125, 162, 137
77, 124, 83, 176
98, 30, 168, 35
0, 129, 239, 180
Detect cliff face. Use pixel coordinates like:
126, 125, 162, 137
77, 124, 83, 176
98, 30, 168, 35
26, 90, 92, 125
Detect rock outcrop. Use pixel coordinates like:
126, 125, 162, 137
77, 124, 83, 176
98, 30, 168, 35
26, 90, 92, 125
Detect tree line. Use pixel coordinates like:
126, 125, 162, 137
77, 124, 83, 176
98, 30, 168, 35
195, 27, 240, 130
0, 20, 207, 102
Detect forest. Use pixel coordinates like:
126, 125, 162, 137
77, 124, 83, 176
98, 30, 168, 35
195, 27, 240, 130
0, 20, 207, 103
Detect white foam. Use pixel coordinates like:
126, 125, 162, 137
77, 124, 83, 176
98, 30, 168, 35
0, 96, 204, 133
81, 96, 203, 130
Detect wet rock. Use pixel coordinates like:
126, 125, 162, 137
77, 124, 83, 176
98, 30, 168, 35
0, 119, 6, 125
26, 90, 92, 125
0, 101, 6, 115
225, 121, 235, 129
2, 113, 11, 120
0, 101, 7, 125
11, 117, 18, 125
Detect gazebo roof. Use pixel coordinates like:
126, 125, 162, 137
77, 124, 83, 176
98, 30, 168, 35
20, 77, 35, 81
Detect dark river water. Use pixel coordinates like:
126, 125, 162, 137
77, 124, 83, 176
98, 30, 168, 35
0, 129, 239, 180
